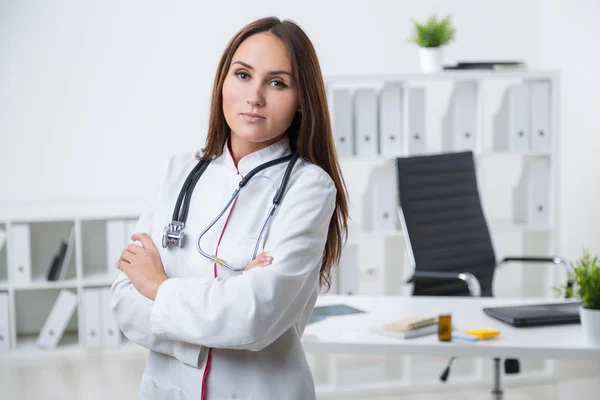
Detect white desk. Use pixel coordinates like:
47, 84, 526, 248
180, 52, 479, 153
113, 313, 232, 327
302, 295, 600, 361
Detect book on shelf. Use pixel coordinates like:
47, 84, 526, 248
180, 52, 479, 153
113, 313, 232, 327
59, 225, 75, 280
444, 60, 527, 71
46, 225, 75, 281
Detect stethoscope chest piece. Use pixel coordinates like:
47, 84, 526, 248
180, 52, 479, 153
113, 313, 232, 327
162, 221, 185, 248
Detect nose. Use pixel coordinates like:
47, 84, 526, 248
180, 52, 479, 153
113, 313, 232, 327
246, 84, 265, 108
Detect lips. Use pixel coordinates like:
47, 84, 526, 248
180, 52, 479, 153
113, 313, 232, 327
241, 113, 265, 122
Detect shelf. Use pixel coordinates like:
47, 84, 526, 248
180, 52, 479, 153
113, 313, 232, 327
82, 273, 118, 287
479, 150, 552, 158
488, 220, 552, 233
324, 69, 559, 83
11, 277, 78, 291
15, 332, 80, 355
340, 149, 553, 163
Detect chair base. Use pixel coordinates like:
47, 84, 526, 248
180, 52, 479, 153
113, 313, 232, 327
492, 358, 503, 400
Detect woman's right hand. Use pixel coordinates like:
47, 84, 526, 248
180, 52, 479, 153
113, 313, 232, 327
244, 252, 273, 272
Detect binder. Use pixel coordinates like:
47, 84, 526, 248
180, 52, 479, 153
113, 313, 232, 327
338, 243, 359, 295
494, 84, 529, 152
513, 157, 551, 226
442, 82, 478, 151
354, 88, 379, 157
36, 289, 78, 350
372, 164, 399, 231
100, 288, 121, 348
0, 293, 10, 352
379, 83, 404, 158
530, 81, 552, 152
0, 229, 6, 252
9, 224, 32, 284
82, 289, 101, 349
328, 88, 354, 157
106, 220, 126, 278
58, 225, 75, 281
407, 87, 426, 155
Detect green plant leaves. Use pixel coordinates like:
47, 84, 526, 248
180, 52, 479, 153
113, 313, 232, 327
556, 249, 600, 309
410, 14, 457, 48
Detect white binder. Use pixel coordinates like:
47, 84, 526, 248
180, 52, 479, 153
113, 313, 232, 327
530, 81, 552, 152
36, 289, 78, 350
328, 87, 354, 157
494, 84, 529, 152
0, 293, 10, 352
106, 220, 126, 278
0, 229, 6, 252
9, 224, 32, 284
354, 88, 379, 157
513, 157, 551, 226
379, 83, 404, 158
442, 82, 478, 151
372, 164, 399, 231
100, 288, 121, 347
407, 87, 426, 155
82, 289, 101, 349
338, 243, 359, 295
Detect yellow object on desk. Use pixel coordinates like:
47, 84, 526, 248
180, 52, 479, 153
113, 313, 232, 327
465, 329, 501, 339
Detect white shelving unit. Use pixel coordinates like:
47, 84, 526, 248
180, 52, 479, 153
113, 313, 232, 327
314, 69, 562, 396
0, 201, 144, 356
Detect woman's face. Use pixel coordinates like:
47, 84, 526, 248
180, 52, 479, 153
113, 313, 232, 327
222, 32, 299, 150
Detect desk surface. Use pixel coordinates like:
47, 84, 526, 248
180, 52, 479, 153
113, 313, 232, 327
302, 295, 600, 360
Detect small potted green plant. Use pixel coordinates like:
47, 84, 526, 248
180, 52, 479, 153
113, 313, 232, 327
555, 249, 600, 346
409, 14, 456, 73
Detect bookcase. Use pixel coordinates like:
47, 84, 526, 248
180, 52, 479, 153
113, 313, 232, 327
0, 69, 563, 396
310, 69, 562, 396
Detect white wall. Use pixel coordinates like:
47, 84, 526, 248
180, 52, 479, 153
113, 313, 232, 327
538, 0, 600, 262
0, 0, 541, 207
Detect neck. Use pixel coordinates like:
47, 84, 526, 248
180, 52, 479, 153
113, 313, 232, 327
229, 133, 285, 166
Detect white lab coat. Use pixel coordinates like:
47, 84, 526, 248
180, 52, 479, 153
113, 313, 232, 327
110, 135, 336, 400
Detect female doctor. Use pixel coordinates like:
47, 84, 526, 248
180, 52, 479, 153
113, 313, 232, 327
110, 16, 349, 400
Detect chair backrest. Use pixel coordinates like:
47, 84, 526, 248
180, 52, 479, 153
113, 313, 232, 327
395, 151, 496, 297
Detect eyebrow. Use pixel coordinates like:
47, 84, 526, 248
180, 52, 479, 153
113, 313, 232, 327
232, 61, 293, 78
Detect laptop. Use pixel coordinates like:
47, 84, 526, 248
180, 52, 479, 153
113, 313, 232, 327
483, 301, 581, 327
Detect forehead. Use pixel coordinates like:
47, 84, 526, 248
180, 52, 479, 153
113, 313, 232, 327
231, 32, 292, 72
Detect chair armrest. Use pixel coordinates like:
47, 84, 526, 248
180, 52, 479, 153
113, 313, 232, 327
499, 256, 573, 298
408, 271, 482, 297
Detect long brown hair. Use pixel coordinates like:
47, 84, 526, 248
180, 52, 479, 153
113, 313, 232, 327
198, 17, 349, 290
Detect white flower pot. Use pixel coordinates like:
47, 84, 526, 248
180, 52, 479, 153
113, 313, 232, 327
580, 306, 600, 346
419, 47, 444, 73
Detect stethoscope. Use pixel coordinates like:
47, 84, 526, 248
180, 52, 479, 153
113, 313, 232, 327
162, 150, 300, 271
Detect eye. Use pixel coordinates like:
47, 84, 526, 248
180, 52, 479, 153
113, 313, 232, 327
235, 71, 250, 80
270, 80, 288, 89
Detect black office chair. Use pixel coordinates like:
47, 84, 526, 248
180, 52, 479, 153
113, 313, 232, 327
394, 151, 570, 399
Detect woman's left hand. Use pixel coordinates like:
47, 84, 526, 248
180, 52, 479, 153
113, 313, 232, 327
117, 233, 168, 301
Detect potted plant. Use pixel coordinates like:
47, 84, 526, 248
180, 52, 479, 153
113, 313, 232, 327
555, 249, 600, 346
409, 14, 456, 73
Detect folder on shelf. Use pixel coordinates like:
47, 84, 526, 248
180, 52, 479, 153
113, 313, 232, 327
354, 88, 379, 157
442, 82, 478, 151
47, 241, 68, 281
371, 164, 399, 231
0, 229, 6, 252
36, 289, 78, 350
530, 81, 552, 152
494, 84, 530, 152
338, 243, 359, 295
9, 224, 32, 284
100, 288, 121, 348
0, 293, 10, 352
328, 87, 354, 157
379, 83, 404, 158
82, 289, 101, 349
58, 225, 75, 281
407, 87, 426, 155
513, 157, 551, 226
